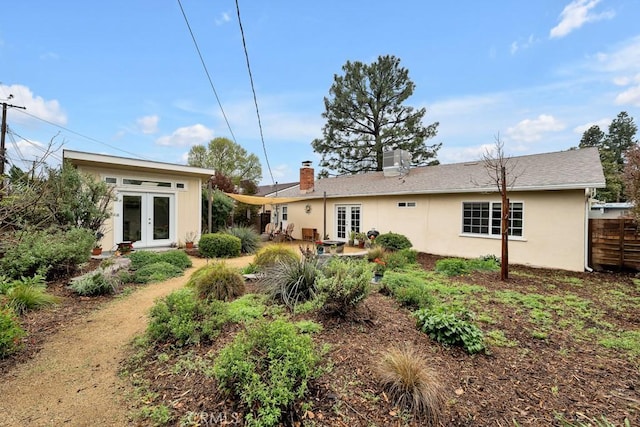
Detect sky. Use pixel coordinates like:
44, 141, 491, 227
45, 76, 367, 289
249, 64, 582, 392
1, 0, 639, 185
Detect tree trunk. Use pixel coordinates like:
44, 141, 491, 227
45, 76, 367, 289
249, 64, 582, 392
501, 166, 509, 281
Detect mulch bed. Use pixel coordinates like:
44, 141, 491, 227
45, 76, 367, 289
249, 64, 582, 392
3, 254, 639, 426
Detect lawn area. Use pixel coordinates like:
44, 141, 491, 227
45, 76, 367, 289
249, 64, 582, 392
123, 252, 638, 426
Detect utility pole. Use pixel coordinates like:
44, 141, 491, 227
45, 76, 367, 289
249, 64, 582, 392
0, 97, 27, 193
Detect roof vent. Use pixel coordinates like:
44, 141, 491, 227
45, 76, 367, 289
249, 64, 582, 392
383, 149, 411, 177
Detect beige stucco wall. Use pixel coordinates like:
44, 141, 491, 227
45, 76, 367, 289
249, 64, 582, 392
75, 165, 203, 250
278, 189, 588, 271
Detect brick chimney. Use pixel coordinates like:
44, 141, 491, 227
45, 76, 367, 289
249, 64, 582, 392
300, 160, 314, 194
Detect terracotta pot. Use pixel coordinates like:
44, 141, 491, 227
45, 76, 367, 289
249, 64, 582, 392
186, 242, 194, 249
91, 247, 102, 256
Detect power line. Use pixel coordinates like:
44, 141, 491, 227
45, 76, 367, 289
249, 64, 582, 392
176, 0, 238, 145
235, 0, 275, 186
13, 109, 155, 161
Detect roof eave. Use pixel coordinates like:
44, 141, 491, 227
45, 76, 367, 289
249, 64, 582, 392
63, 149, 215, 179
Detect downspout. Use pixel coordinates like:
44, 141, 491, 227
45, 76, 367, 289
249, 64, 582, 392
584, 188, 593, 272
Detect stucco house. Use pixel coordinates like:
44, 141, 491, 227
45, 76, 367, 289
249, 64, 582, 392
260, 147, 605, 272
63, 150, 214, 251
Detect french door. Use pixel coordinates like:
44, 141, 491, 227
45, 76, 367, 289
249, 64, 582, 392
336, 204, 361, 241
119, 192, 175, 248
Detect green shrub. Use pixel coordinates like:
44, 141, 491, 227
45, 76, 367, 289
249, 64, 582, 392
213, 319, 321, 427
253, 244, 298, 269
0, 227, 94, 280
158, 250, 192, 270
366, 246, 387, 262
69, 271, 120, 296
0, 275, 12, 294
467, 257, 500, 272
0, 307, 26, 358
434, 258, 470, 276
133, 261, 184, 284
227, 294, 267, 323
128, 251, 161, 270
375, 232, 412, 251
317, 257, 371, 316
415, 309, 485, 354
258, 258, 319, 310
225, 226, 261, 254
382, 271, 434, 310
198, 233, 242, 258
386, 249, 418, 270
435, 257, 499, 276
147, 288, 229, 346
188, 262, 245, 302
6, 275, 60, 314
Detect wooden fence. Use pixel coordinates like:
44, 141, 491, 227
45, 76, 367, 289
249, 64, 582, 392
589, 218, 640, 271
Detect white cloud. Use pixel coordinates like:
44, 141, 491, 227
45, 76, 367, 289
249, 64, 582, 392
591, 36, 640, 74
615, 85, 640, 106
215, 12, 231, 26
573, 118, 610, 134
156, 124, 214, 146
510, 34, 536, 55
136, 115, 159, 134
438, 144, 496, 164
505, 114, 566, 143
550, 0, 615, 39
0, 84, 67, 126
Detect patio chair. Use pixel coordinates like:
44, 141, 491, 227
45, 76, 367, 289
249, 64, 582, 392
282, 223, 295, 241
265, 222, 276, 240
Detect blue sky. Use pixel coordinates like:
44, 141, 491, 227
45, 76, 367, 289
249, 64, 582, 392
1, 0, 639, 185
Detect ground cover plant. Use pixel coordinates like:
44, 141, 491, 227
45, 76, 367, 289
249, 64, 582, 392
4, 244, 637, 426
120, 251, 638, 426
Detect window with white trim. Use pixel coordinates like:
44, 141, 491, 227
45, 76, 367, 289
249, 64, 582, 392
282, 206, 288, 221
462, 201, 523, 237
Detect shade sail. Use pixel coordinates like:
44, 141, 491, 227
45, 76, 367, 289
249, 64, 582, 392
224, 192, 311, 205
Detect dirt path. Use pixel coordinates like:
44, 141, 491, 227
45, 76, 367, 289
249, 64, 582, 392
0, 256, 254, 427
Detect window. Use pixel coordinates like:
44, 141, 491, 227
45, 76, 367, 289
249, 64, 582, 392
122, 178, 171, 188
176, 182, 186, 189
462, 202, 523, 237
397, 201, 416, 208
282, 206, 288, 221
104, 177, 117, 184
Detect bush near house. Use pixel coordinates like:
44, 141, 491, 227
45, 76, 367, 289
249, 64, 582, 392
198, 233, 242, 258
0, 228, 94, 280
225, 226, 260, 254
374, 232, 412, 251
133, 262, 184, 284
253, 244, 299, 269
128, 250, 192, 271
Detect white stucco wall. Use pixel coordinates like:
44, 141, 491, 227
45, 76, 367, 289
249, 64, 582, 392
75, 165, 203, 250
280, 189, 588, 271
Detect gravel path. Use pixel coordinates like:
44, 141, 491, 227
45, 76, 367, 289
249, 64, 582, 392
0, 255, 254, 427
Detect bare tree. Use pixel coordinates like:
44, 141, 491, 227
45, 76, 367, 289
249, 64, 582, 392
482, 137, 518, 281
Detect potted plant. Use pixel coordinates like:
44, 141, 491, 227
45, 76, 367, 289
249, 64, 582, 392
92, 231, 104, 256
348, 230, 356, 246
355, 232, 367, 248
184, 231, 197, 249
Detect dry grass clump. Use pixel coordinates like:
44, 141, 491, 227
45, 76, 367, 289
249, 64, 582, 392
188, 262, 245, 302
377, 345, 446, 426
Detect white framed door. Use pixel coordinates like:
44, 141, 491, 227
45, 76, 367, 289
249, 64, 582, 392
335, 204, 361, 241
117, 192, 175, 248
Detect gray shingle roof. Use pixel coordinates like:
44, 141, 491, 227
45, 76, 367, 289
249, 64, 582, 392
276, 147, 605, 200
